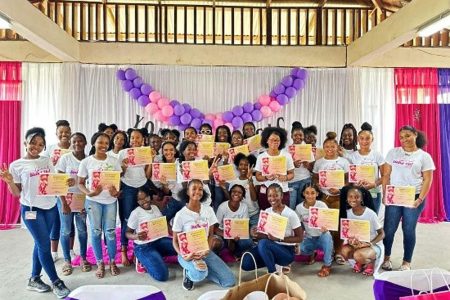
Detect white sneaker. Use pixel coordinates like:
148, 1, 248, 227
51, 252, 59, 262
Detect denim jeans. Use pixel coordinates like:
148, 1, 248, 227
21, 204, 60, 283
241, 239, 295, 273
249, 214, 259, 228
161, 197, 185, 223
383, 196, 425, 263
50, 196, 61, 242
85, 199, 117, 262
233, 239, 255, 257
212, 186, 226, 213
300, 232, 334, 266
177, 251, 236, 287
288, 177, 312, 209
373, 192, 382, 215
134, 238, 177, 282
119, 182, 140, 247
57, 199, 88, 261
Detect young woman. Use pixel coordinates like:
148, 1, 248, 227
160, 129, 181, 146
242, 183, 303, 273
172, 179, 235, 291
183, 127, 198, 142
149, 134, 163, 155
107, 131, 128, 159
78, 132, 122, 278
304, 125, 324, 160
199, 123, 213, 136
231, 130, 244, 148
98, 123, 116, 140
338, 123, 358, 159
243, 122, 256, 139
382, 125, 435, 271
211, 125, 232, 212
0, 128, 70, 298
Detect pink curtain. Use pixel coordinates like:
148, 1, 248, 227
0, 62, 22, 229
394, 68, 446, 223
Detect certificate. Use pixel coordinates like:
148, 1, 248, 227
261, 156, 287, 176
151, 163, 177, 181
214, 142, 231, 156
196, 142, 215, 158
308, 207, 339, 231
126, 147, 152, 166
244, 135, 262, 152
385, 185, 416, 207
37, 173, 69, 196
348, 164, 376, 183
65, 193, 86, 212
177, 228, 210, 255
216, 164, 237, 182
256, 211, 288, 240
227, 145, 250, 161
340, 219, 371, 242
139, 216, 169, 242
223, 218, 250, 239
91, 171, 121, 190
181, 160, 209, 181
196, 134, 214, 143
318, 170, 345, 189
51, 149, 71, 165
288, 144, 314, 162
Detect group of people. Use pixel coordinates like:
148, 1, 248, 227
0, 118, 435, 297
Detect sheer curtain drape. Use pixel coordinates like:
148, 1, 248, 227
438, 69, 450, 220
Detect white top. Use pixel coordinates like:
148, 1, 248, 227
9, 156, 56, 209
216, 201, 249, 230
346, 207, 382, 244
313, 157, 350, 195
118, 149, 147, 188
348, 150, 385, 194
254, 150, 295, 192
385, 148, 435, 193
265, 206, 301, 246
172, 205, 218, 233
127, 205, 163, 245
295, 200, 328, 238
42, 144, 70, 166
107, 150, 120, 159
174, 159, 212, 207
342, 149, 355, 161
77, 155, 122, 204
228, 178, 259, 217
56, 152, 83, 194
289, 143, 313, 183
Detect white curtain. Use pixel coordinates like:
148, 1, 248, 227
22, 63, 395, 154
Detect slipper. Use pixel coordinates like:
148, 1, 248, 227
381, 260, 392, 271
317, 265, 331, 277
110, 263, 121, 276
81, 260, 92, 272
282, 265, 291, 274
335, 254, 346, 265
362, 263, 374, 276
352, 262, 363, 273
193, 259, 207, 271
62, 262, 73, 276
96, 263, 105, 279
305, 253, 316, 265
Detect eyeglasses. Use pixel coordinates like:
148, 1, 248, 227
200, 129, 212, 134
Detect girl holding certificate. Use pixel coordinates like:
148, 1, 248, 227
107, 131, 128, 159
212, 125, 232, 211
0, 127, 71, 298
255, 127, 295, 210
338, 123, 358, 159
382, 126, 435, 272
231, 130, 245, 147
242, 183, 302, 273
183, 127, 198, 142
172, 179, 236, 291
78, 132, 122, 279
243, 122, 256, 139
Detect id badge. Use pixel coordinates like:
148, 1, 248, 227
260, 186, 267, 194
25, 211, 37, 220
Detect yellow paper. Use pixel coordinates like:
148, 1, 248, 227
308, 207, 339, 231
261, 156, 287, 176
257, 211, 288, 240
227, 145, 250, 161
348, 164, 376, 183
288, 144, 314, 162
244, 135, 262, 152
312, 147, 325, 160
37, 173, 69, 196
91, 171, 121, 190
151, 163, 177, 181
318, 170, 345, 189
65, 193, 86, 212
214, 142, 231, 156
385, 185, 416, 207
340, 219, 371, 242
181, 160, 209, 181
216, 164, 237, 182
178, 228, 210, 255
139, 216, 169, 242
196, 134, 214, 143
51, 149, 71, 165
126, 147, 152, 166
223, 218, 250, 239
196, 142, 215, 158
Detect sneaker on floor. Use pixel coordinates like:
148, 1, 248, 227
27, 276, 51, 293
182, 269, 194, 291
52, 279, 70, 299
51, 252, 59, 262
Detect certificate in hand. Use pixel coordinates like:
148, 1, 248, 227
196, 134, 214, 143
51, 148, 71, 165
151, 163, 177, 181
37, 173, 69, 196
288, 144, 314, 162
223, 218, 250, 239
181, 160, 209, 181
340, 218, 371, 242
227, 145, 250, 161
256, 211, 288, 240
261, 156, 287, 176
126, 147, 153, 166
318, 169, 345, 189
385, 185, 416, 208
91, 171, 121, 190
348, 164, 376, 183
216, 164, 237, 182
244, 135, 262, 152
308, 207, 339, 231
177, 228, 210, 256
214, 142, 231, 157
196, 142, 215, 158
65, 193, 86, 212
139, 216, 169, 242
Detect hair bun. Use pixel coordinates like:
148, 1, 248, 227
291, 121, 303, 130
361, 122, 372, 131
326, 131, 337, 139
305, 125, 318, 135
98, 123, 107, 132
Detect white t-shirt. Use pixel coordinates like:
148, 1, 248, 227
228, 178, 260, 217
265, 206, 301, 246
42, 144, 71, 166
295, 200, 328, 238
216, 201, 249, 230
348, 150, 385, 194
385, 148, 435, 193
255, 150, 295, 192
118, 149, 147, 188
174, 159, 212, 207
9, 156, 56, 209
127, 205, 163, 245
56, 152, 82, 194
313, 157, 350, 195
77, 155, 122, 204
172, 205, 218, 233
107, 150, 120, 159
342, 149, 355, 162
346, 207, 382, 244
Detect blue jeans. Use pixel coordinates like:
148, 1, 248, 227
85, 199, 117, 263
161, 197, 185, 222
383, 196, 425, 263
241, 239, 295, 273
177, 251, 236, 287
288, 177, 311, 209
134, 238, 177, 282
213, 186, 226, 213
249, 214, 259, 228
300, 233, 334, 266
373, 192, 382, 214
119, 182, 140, 247
21, 204, 60, 283
57, 199, 88, 261
233, 239, 255, 257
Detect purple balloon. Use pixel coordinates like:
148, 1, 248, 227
243, 102, 254, 113
274, 83, 286, 95
133, 77, 143, 88
296, 69, 308, 80
180, 113, 192, 125
116, 69, 126, 80
182, 103, 192, 113
174, 104, 185, 116
125, 68, 137, 80
281, 76, 294, 87
232, 106, 244, 116
254, 103, 262, 110
276, 94, 289, 105
285, 87, 297, 98
241, 113, 252, 123
251, 110, 263, 121
121, 80, 134, 92
223, 111, 234, 122
178, 124, 188, 131
137, 95, 150, 107
190, 108, 201, 119
232, 116, 243, 129
293, 78, 305, 90
199, 113, 205, 119
290, 67, 300, 77
170, 100, 180, 107
191, 118, 202, 129
169, 115, 181, 126
130, 88, 142, 100
269, 91, 278, 98
140, 84, 153, 95
203, 119, 213, 127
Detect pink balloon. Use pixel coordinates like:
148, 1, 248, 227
161, 105, 174, 117
154, 110, 164, 122
258, 95, 271, 106
205, 113, 216, 121
215, 113, 223, 120
161, 115, 170, 123
214, 118, 224, 128
157, 97, 170, 109
145, 102, 159, 114
149, 91, 161, 103
224, 122, 234, 132
269, 100, 281, 112
260, 106, 273, 118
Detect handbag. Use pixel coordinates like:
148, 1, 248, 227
400, 269, 450, 300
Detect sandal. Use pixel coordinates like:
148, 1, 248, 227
81, 260, 92, 272
109, 262, 121, 276
282, 264, 291, 274
193, 259, 207, 271
305, 253, 316, 265
381, 260, 392, 271
96, 263, 105, 279
353, 262, 363, 273
62, 262, 73, 276
335, 254, 346, 265
317, 265, 331, 277
362, 263, 374, 276
398, 264, 411, 271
